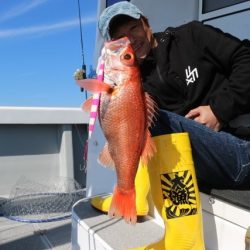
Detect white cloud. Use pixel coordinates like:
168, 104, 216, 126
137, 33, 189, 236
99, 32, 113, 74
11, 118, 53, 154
0, 0, 48, 22
0, 16, 96, 38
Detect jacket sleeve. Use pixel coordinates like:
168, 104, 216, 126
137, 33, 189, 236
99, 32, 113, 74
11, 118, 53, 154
190, 21, 250, 124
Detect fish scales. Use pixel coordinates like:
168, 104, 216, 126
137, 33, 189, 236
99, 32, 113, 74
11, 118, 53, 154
99, 73, 146, 190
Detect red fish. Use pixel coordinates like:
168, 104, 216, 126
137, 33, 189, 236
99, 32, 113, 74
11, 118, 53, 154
77, 37, 157, 224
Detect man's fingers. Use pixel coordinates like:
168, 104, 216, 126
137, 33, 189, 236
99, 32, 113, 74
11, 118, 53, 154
194, 117, 205, 125
185, 107, 200, 118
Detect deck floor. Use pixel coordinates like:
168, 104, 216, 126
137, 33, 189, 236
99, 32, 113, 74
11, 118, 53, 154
0, 216, 71, 250
0, 189, 86, 249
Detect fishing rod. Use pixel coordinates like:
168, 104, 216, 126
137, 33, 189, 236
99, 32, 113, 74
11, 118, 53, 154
77, 0, 87, 97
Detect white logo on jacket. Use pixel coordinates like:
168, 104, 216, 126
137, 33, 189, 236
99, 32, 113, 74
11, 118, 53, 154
185, 66, 199, 85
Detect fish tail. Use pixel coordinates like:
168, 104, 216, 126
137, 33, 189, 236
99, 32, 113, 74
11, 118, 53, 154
108, 186, 137, 224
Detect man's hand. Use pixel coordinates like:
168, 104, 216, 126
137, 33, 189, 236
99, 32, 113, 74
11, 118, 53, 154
185, 105, 221, 131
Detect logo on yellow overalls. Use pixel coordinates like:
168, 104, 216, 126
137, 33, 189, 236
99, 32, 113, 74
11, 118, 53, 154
160, 170, 197, 219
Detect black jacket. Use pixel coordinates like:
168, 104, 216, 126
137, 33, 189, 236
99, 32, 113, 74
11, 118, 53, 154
141, 21, 250, 137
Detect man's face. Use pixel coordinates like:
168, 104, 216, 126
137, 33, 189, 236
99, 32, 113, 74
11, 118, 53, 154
110, 18, 153, 62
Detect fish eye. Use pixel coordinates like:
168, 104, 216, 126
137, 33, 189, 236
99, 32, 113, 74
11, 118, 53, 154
121, 52, 134, 65
123, 53, 131, 60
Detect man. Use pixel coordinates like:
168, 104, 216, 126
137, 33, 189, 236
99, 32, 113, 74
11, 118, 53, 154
98, 1, 250, 190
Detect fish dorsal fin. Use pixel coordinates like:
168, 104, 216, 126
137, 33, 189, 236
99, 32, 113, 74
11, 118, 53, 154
145, 92, 158, 128
82, 96, 93, 112
140, 130, 157, 165
98, 142, 115, 169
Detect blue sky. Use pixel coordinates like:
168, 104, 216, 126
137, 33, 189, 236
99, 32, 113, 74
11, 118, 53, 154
0, 0, 98, 107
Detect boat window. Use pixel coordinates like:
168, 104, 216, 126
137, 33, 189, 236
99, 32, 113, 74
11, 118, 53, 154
202, 0, 249, 13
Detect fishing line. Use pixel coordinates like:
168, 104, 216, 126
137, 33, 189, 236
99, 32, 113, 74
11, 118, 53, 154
77, 0, 87, 98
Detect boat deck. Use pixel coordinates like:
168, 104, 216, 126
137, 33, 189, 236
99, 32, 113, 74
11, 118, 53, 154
1, 189, 250, 249
0, 216, 71, 250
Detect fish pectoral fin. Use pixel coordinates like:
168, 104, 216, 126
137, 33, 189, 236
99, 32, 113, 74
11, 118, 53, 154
140, 129, 157, 165
145, 92, 158, 128
82, 96, 93, 112
98, 143, 115, 169
76, 79, 113, 94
